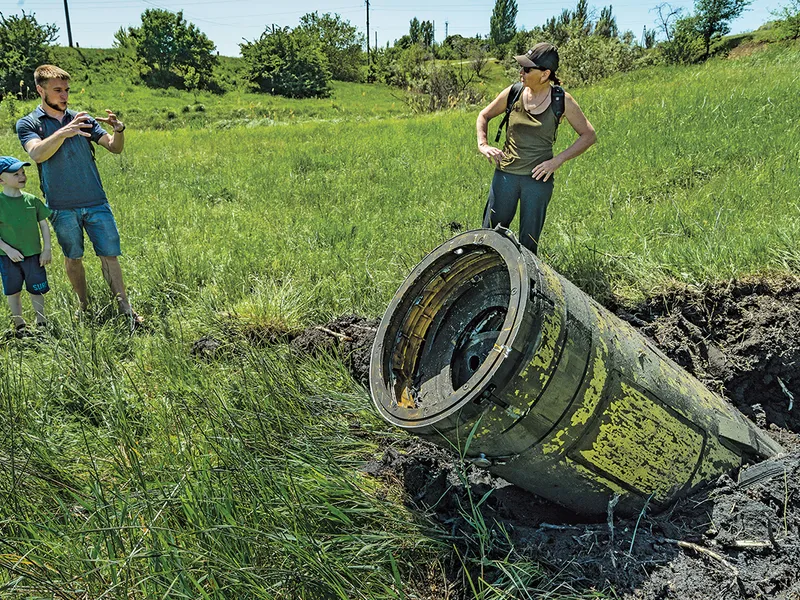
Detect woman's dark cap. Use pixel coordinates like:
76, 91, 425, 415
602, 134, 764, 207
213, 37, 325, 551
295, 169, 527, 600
514, 43, 559, 72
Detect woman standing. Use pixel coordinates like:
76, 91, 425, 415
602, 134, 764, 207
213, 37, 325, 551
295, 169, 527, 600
476, 43, 596, 254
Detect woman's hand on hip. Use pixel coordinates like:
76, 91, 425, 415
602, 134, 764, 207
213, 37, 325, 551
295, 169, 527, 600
479, 143, 505, 166
531, 157, 562, 182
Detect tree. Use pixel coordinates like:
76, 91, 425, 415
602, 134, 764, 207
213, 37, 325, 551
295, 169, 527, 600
240, 25, 331, 98
595, 6, 618, 38
662, 14, 704, 63
297, 12, 364, 82
442, 34, 485, 59
0, 11, 57, 98
470, 44, 490, 77
524, 0, 647, 85
571, 0, 592, 35
654, 3, 683, 42
643, 27, 657, 48
694, 0, 751, 59
394, 34, 413, 50
542, 9, 573, 46
420, 20, 435, 48
131, 10, 217, 89
772, 0, 800, 40
409, 18, 421, 45
490, 0, 518, 45
112, 26, 136, 52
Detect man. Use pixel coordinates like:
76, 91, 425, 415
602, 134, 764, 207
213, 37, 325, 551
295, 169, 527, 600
16, 64, 142, 328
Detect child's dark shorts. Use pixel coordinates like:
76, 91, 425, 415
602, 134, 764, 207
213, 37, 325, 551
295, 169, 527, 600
0, 255, 49, 296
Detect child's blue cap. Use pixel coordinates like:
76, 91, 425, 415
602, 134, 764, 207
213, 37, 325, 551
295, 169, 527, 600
0, 156, 31, 175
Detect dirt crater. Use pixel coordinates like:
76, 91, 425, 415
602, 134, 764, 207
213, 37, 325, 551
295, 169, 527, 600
614, 279, 800, 440
290, 277, 800, 599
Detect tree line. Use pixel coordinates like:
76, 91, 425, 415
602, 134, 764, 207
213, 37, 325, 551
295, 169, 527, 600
1, 0, 798, 103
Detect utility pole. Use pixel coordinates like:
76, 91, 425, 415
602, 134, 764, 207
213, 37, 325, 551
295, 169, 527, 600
63, 0, 74, 47
366, 0, 371, 83
375, 31, 377, 53
445, 21, 448, 39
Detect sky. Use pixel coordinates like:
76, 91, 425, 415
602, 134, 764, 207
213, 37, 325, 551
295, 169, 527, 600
6, 0, 779, 57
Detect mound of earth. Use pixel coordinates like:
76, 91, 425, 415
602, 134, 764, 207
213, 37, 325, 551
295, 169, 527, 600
289, 315, 378, 384
365, 439, 800, 599
615, 278, 800, 449
361, 277, 800, 599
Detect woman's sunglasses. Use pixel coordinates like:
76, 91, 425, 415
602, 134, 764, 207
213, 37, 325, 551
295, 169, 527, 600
523, 66, 543, 73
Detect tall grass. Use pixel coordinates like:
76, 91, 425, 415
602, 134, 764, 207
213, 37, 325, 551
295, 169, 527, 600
0, 327, 443, 598
0, 42, 797, 598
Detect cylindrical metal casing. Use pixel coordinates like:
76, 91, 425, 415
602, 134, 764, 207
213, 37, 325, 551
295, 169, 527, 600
370, 229, 783, 516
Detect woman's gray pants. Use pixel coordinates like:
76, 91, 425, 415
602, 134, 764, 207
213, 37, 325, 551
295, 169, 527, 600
482, 169, 554, 255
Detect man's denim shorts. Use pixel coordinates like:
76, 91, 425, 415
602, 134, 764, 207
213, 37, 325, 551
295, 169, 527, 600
49, 203, 122, 259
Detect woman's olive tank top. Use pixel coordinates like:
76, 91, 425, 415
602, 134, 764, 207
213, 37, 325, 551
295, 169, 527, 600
499, 94, 559, 176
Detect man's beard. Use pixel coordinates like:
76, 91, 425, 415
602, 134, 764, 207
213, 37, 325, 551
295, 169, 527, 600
44, 94, 66, 111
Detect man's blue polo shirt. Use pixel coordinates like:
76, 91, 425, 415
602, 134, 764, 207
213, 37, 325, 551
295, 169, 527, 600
16, 106, 109, 210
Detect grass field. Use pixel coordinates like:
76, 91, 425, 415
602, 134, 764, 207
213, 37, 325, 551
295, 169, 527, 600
0, 41, 798, 598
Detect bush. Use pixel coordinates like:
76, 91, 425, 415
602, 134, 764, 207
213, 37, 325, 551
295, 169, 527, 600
49, 46, 138, 86
0, 11, 57, 98
296, 12, 364, 82
772, 0, 800, 40
391, 44, 428, 88
661, 15, 705, 64
0, 94, 20, 132
240, 26, 331, 98
211, 55, 248, 92
520, 23, 647, 86
404, 63, 485, 113
515, 2, 652, 86
371, 40, 485, 111
131, 9, 217, 90
558, 29, 646, 84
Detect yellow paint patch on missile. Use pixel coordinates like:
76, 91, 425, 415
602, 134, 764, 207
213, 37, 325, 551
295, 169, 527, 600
571, 344, 608, 427
689, 436, 741, 486
580, 382, 703, 501
542, 426, 569, 455
542, 342, 608, 455
520, 262, 565, 381
525, 309, 562, 381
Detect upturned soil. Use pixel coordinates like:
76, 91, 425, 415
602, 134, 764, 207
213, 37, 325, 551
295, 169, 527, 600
288, 314, 378, 385
291, 277, 800, 599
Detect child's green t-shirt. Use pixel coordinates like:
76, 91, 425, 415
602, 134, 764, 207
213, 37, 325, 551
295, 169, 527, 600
0, 192, 51, 257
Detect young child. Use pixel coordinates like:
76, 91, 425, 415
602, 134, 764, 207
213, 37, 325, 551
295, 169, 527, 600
0, 156, 52, 336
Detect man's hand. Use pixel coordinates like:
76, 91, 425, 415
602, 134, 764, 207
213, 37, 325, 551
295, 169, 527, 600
97, 109, 124, 133
5, 247, 24, 263
39, 248, 52, 267
479, 142, 505, 167
60, 111, 93, 139
531, 157, 563, 182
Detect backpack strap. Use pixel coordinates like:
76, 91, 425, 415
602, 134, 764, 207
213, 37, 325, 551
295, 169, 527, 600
26, 113, 47, 197
551, 85, 566, 124
495, 81, 524, 143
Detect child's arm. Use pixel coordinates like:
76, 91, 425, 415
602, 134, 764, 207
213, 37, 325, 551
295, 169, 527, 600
0, 237, 24, 262
39, 220, 52, 267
